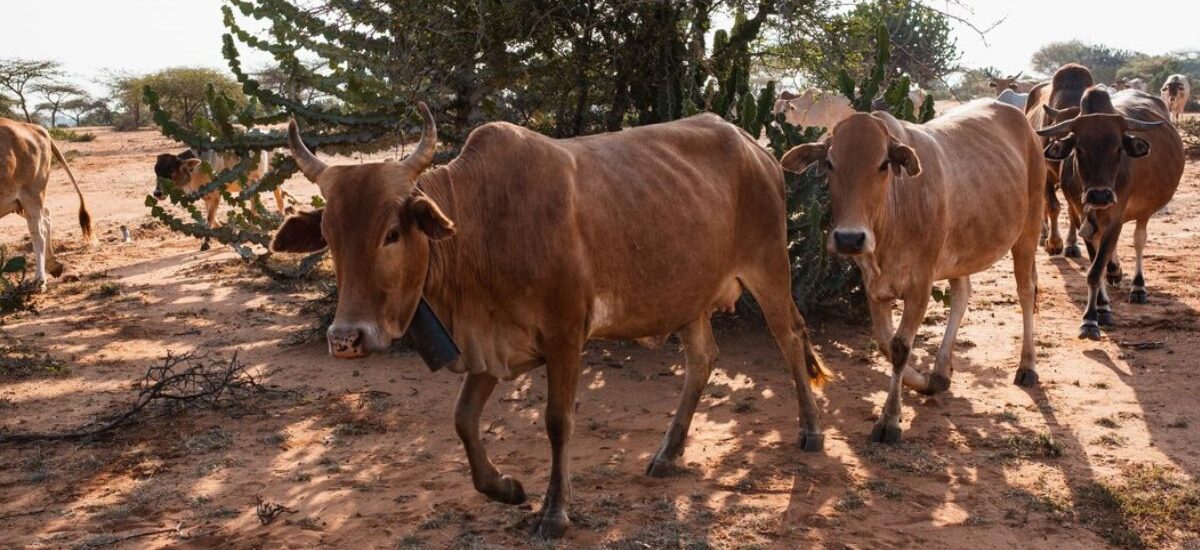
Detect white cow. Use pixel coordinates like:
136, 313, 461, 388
996, 88, 1028, 110
1161, 74, 1190, 123
773, 89, 855, 134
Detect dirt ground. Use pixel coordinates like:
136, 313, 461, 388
1, 126, 1199, 549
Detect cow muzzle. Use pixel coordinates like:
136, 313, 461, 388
1084, 188, 1116, 209
831, 229, 870, 256
153, 186, 165, 200
327, 324, 367, 358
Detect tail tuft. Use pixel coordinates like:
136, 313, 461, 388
803, 332, 832, 387
79, 206, 93, 242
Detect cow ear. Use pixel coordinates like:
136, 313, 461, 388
1044, 135, 1075, 161
179, 158, 202, 178
1123, 135, 1151, 158
407, 195, 456, 241
888, 144, 922, 177
780, 142, 829, 174
271, 209, 327, 253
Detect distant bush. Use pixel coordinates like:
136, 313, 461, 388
47, 127, 96, 142
1179, 118, 1200, 157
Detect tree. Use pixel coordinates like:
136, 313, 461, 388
0, 58, 63, 123
762, 0, 959, 90
33, 82, 87, 127
1031, 40, 1137, 84
62, 96, 102, 126
0, 92, 16, 119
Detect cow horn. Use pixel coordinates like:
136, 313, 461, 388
288, 118, 327, 182
400, 101, 437, 174
1042, 104, 1081, 120
1013, 71, 1024, 80
1123, 118, 1165, 132
1036, 118, 1076, 138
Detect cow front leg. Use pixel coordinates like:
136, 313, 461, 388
530, 342, 582, 539
647, 315, 717, 477
1130, 219, 1149, 304
455, 373, 525, 504
1081, 224, 1122, 340
870, 288, 930, 444
1043, 177, 1064, 255
923, 277, 971, 395
201, 193, 221, 251
1064, 205, 1083, 258
272, 187, 287, 215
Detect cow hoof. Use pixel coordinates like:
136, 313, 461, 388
34, 280, 49, 293
645, 458, 675, 478
1107, 272, 1123, 285
529, 510, 570, 539
484, 475, 527, 505
1044, 240, 1063, 256
799, 432, 824, 452
1079, 323, 1102, 340
1129, 289, 1148, 304
1013, 368, 1040, 387
1097, 310, 1116, 328
920, 373, 952, 395
1064, 245, 1082, 258
868, 422, 902, 445
199, 242, 211, 252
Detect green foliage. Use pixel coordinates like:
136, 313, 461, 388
770, 0, 958, 91
0, 247, 37, 319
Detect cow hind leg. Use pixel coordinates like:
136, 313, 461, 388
455, 373, 526, 505
1130, 219, 1149, 304
1012, 236, 1040, 385
647, 315, 717, 477
742, 269, 828, 452
1064, 206, 1083, 258
530, 340, 583, 539
23, 203, 50, 290
923, 276, 971, 395
201, 193, 221, 251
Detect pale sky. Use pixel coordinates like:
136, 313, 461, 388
0, 0, 1196, 97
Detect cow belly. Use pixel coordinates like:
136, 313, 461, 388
587, 278, 742, 340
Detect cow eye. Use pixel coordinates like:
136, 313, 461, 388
879, 160, 889, 172
823, 160, 834, 172
384, 229, 401, 245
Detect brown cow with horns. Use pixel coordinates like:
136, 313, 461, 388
270, 103, 830, 538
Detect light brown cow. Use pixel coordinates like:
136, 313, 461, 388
989, 71, 1041, 94
0, 117, 93, 288
270, 104, 829, 538
1026, 64, 1093, 258
780, 100, 1044, 443
1038, 87, 1184, 339
154, 148, 281, 250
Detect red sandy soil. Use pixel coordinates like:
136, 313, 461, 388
1, 126, 1198, 549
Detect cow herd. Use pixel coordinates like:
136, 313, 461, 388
0, 62, 1191, 538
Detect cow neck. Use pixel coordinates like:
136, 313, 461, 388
414, 165, 458, 316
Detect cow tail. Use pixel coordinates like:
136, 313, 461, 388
50, 139, 93, 242
803, 329, 832, 387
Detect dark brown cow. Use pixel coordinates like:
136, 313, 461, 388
1026, 64, 1093, 258
270, 104, 830, 538
1037, 87, 1184, 339
779, 100, 1044, 443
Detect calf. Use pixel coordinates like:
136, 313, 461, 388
271, 104, 829, 538
1038, 88, 1184, 339
781, 100, 1044, 443
153, 148, 283, 250
0, 117, 92, 288
1161, 74, 1190, 123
